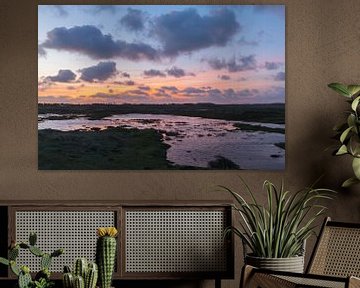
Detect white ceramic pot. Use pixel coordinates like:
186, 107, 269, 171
245, 254, 305, 273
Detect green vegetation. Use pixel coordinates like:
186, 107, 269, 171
38, 127, 170, 170
38, 103, 285, 124
234, 123, 285, 134
38, 127, 245, 170
328, 82, 360, 187
208, 156, 240, 169
222, 179, 335, 258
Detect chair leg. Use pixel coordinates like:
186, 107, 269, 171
240, 265, 255, 288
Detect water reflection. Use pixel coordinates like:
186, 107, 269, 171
38, 113, 285, 170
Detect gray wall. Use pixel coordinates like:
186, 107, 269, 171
1, 1, 360, 287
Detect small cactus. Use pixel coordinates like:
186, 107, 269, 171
63, 260, 98, 288
29, 232, 37, 246
74, 275, 85, 288
96, 227, 118, 288
74, 258, 88, 279
18, 268, 32, 288
0, 232, 64, 288
85, 263, 98, 288
41, 253, 52, 270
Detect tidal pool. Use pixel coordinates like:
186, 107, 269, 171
38, 113, 285, 170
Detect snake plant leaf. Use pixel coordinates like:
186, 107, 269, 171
336, 144, 348, 155
347, 85, 360, 97
342, 177, 360, 188
328, 83, 351, 97
351, 96, 360, 111
352, 157, 360, 179
340, 127, 353, 143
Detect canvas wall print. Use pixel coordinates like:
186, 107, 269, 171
38, 5, 285, 170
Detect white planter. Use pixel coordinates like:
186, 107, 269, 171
245, 254, 305, 273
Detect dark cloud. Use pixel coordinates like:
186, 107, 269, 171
108, 89, 114, 93
238, 36, 258, 46
274, 71, 285, 81
265, 61, 280, 70
46, 69, 76, 82
113, 80, 135, 86
38, 45, 46, 56
153, 8, 239, 56
182, 87, 206, 95
124, 80, 135, 86
121, 72, 130, 78
161, 86, 179, 93
40, 25, 159, 60
79, 61, 118, 82
144, 69, 166, 77
218, 75, 231, 80
120, 8, 146, 32
167, 66, 186, 78
207, 55, 257, 72
138, 85, 150, 91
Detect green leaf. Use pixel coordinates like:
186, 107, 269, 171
347, 114, 356, 128
351, 96, 360, 111
0, 257, 9, 266
328, 83, 350, 97
352, 157, 360, 179
336, 144, 348, 155
347, 85, 360, 97
340, 126, 352, 143
342, 177, 360, 188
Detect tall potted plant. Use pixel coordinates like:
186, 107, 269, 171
328, 83, 360, 187
222, 179, 334, 273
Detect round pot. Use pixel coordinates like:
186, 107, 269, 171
245, 254, 304, 273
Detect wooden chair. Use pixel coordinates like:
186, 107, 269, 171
241, 217, 360, 288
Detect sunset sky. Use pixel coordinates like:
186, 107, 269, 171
38, 5, 285, 104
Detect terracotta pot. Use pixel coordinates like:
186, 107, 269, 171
245, 254, 304, 273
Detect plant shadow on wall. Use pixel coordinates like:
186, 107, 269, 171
220, 178, 335, 273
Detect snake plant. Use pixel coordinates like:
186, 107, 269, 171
222, 178, 335, 258
328, 83, 360, 187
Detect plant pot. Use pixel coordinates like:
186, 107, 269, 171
245, 254, 304, 273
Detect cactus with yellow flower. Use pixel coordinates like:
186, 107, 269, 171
96, 227, 118, 288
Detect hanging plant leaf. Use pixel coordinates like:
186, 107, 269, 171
340, 127, 353, 143
347, 85, 360, 97
328, 83, 350, 97
351, 96, 360, 111
342, 177, 360, 188
352, 157, 360, 179
336, 145, 348, 155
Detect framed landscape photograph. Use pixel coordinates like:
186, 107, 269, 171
38, 4, 285, 170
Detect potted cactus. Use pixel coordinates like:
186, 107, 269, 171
62, 258, 98, 288
96, 227, 118, 288
0, 232, 63, 288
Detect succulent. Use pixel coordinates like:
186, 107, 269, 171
0, 232, 63, 288
63, 260, 98, 288
96, 227, 118, 288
